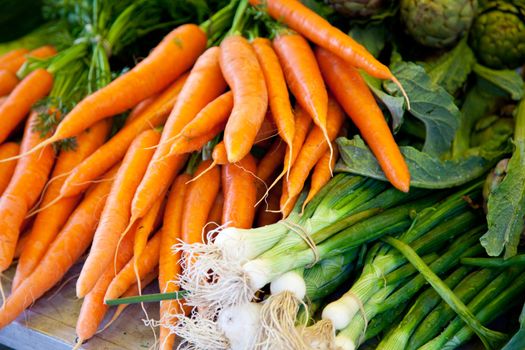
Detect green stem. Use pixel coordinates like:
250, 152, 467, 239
200, 0, 238, 40
228, 0, 249, 36
105, 290, 189, 306
515, 92, 525, 142
461, 255, 525, 268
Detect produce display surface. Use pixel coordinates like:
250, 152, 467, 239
0, 0, 525, 349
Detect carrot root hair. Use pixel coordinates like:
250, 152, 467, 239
0, 137, 55, 163
185, 161, 217, 185
323, 128, 334, 177
72, 337, 84, 350
257, 169, 286, 208
26, 170, 72, 217
391, 76, 410, 111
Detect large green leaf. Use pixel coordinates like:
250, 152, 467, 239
473, 64, 524, 100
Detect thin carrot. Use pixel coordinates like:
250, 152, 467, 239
76, 129, 160, 298
131, 46, 227, 222
12, 120, 111, 290
124, 93, 159, 126
182, 160, 221, 245
0, 69, 18, 96
168, 122, 226, 156
273, 31, 332, 161
159, 173, 190, 350
37, 25, 207, 147
316, 47, 410, 192
302, 142, 339, 210
222, 153, 258, 229
0, 166, 118, 328
105, 232, 161, 301
0, 112, 55, 271
76, 228, 136, 342
60, 73, 188, 198
0, 143, 20, 196
286, 97, 345, 200
212, 141, 229, 165
221, 35, 268, 163
0, 68, 53, 144
133, 194, 166, 265
0, 46, 56, 74
252, 37, 295, 171
280, 178, 299, 218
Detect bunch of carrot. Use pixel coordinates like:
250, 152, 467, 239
0, 0, 410, 348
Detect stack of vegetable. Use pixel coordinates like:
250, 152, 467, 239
0, 0, 524, 349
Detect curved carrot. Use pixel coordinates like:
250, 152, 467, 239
303, 142, 339, 209
220, 35, 268, 163
0, 48, 29, 71
168, 122, 226, 156
60, 73, 188, 198
248, 0, 394, 80
0, 166, 118, 328
0, 46, 56, 74
252, 37, 295, 170
0, 69, 18, 96
159, 173, 190, 350
12, 120, 111, 290
182, 160, 221, 245
222, 154, 258, 229
37, 24, 207, 149
105, 232, 161, 301
0, 143, 20, 196
0, 112, 55, 271
316, 47, 410, 192
0, 68, 53, 144
76, 129, 160, 298
131, 46, 227, 221
124, 93, 159, 126
212, 142, 229, 165
287, 97, 345, 199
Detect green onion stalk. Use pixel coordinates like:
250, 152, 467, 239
418, 268, 525, 350
332, 226, 485, 350
320, 181, 483, 332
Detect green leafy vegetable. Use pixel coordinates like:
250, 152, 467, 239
335, 135, 510, 189
473, 64, 524, 101
384, 62, 460, 157
349, 22, 387, 58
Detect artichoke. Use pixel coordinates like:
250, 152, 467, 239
470, 1, 525, 69
400, 0, 478, 48
325, 0, 393, 18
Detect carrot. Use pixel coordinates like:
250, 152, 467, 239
280, 177, 299, 218
76, 129, 161, 298
105, 232, 161, 301
206, 192, 224, 230
159, 173, 190, 350
302, 142, 339, 210
212, 141, 229, 165
316, 47, 410, 192
0, 69, 18, 96
36, 25, 207, 147
12, 120, 111, 290
76, 229, 136, 342
0, 143, 20, 196
256, 181, 282, 227
252, 37, 295, 171
133, 194, 166, 265
273, 31, 332, 161
0, 46, 56, 74
257, 137, 286, 184
182, 160, 221, 245
248, 0, 396, 81
0, 166, 118, 328
222, 154, 258, 229
124, 93, 159, 126
286, 97, 345, 200
13, 231, 29, 260
254, 113, 278, 145
176, 91, 233, 139
0, 48, 29, 70
168, 122, 226, 156
60, 73, 188, 198
0, 68, 53, 144
220, 35, 268, 163
0, 112, 55, 271
131, 46, 227, 222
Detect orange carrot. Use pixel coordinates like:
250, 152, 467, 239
248, 0, 395, 81
0, 112, 55, 271
0, 166, 118, 328
76, 129, 160, 298
182, 160, 221, 245
12, 120, 111, 290
0, 48, 29, 71
13, 231, 29, 260
257, 137, 286, 184
60, 73, 188, 198
40, 25, 206, 145
131, 46, 227, 221
280, 177, 300, 218
124, 93, 159, 126
287, 97, 345, 199
168, 122, 226, 156
220, 35, 268, 162
0, 142, 20, 195
254, 113, 278, 145
133, 193, 166, 264
252, 37, 295, 170
273, 32, 331, 158
222, 154, 258, 229
316, 47, 410, 192
159, 173, 190, 350
0, 69, 18, 96
76, 228, 136, 342
303, 142, 339, 209
257, 181, 282, 227
0, 69, 53, 144
0, 46, 56, 74
105, 232, 161, 301
212, 141, 229, 165
205, 192, 224, 236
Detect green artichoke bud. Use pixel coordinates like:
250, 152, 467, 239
400, 0, 478, 48
325, 0, 393, 18
470, 1, 525, 69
